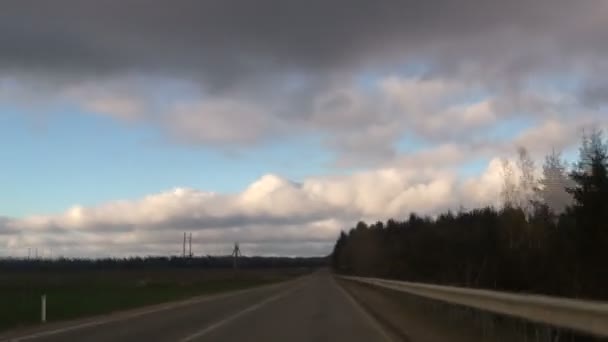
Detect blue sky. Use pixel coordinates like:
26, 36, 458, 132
0, 107, 334, 217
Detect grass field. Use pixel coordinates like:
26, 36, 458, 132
0, 268, 307, 332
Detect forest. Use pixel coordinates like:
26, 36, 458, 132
332, 130, 608, 300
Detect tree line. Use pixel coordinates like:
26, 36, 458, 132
332, 130, 608, 299
0, 255, 328, 272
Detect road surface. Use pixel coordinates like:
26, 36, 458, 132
1, 271, 392, 342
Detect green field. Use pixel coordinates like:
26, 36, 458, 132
0, 268, 304, 332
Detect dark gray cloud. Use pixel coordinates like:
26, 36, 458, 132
1, 0, 605, 90
581, 81, 608, 108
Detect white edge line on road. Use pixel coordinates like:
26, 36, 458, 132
334, 277, 395, 342
3, 281, 292, 342
179, 285, 301, 342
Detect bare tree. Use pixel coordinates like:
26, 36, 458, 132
500, 158, 517, 208
516, 146, 537, 216
537, 149, 572, 216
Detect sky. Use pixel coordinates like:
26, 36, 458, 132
1, 0, 608, 258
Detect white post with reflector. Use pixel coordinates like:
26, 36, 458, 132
41, 294, 46, 323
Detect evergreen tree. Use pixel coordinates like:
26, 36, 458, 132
567, 130, 608, 294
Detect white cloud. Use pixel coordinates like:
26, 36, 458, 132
461, 158, 505, 207
1, 157, 521, 257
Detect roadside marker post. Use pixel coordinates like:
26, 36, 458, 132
41, 294, 46, 323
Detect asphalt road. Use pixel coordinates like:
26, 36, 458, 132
1, 271, 392, 342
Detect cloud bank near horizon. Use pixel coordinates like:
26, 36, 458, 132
2, 158, 511, 257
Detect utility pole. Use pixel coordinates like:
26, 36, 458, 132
188, 233, 193, 258
183, 232, 186, 258
232, 242, 241, 270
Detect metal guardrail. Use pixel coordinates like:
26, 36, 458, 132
338, 275, 608, 337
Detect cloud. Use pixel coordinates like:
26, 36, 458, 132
380, 77, 497, 139
2, 159, 510, 257
461, 158, 505, 207
62, 82, 146, 121
581, 81, 608, 108
2, 1, 607, 163
165, 99, 282, 145
2, 1, 606, 86
0, 218, 17, 235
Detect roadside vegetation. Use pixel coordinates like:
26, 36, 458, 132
332, 130, 608, 300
